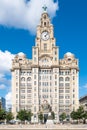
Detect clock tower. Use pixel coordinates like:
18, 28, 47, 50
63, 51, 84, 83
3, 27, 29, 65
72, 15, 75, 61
32, 8, 59, 122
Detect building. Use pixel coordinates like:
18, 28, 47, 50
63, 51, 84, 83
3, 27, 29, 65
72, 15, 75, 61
0, 97, 6, 110
79, 95, 87, 111
11, 9, 79, 122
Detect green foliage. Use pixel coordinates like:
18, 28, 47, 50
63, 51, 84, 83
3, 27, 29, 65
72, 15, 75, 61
0, 109, 6, 121
38, 112, 43, 121
27, 111, 33, 122
83, 111, 87, 119
70, 111, 78, 120
77, 106, 84, 119
17, 109, 33, 121
71, 106, 85, 120
6, 112, 14, 122
51, 111, 55, 120
59, 112, 66, 121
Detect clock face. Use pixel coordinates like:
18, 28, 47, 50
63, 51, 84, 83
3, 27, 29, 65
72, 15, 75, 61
41, 31, 49, 41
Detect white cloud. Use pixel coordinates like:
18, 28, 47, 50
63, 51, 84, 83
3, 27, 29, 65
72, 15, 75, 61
83, 83, 87, 89
5, 92, 12, 110
0, 50, 15, 109
0, 84, 6, 89
0, 50, 15, 74
0, 0, 59, 34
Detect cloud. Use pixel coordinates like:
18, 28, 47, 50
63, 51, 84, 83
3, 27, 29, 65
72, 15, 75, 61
83, 83, 87, 89
0, 50, 15, 109
0, 84, 6, 89
0, 0, 59, 34
0, 50, 15, 74
5, 92, 12, 110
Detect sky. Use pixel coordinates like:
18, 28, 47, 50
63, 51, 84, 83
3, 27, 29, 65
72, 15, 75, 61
0, 0, 87, 109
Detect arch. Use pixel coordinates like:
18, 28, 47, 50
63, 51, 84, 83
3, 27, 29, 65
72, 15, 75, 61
59, 77, 64, 81
27, 77, 31, 81
65, 77, 70, 81
21, 77, 25, 81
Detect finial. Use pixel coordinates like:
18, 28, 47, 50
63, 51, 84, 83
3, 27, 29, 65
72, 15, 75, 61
42, 5, 47, 12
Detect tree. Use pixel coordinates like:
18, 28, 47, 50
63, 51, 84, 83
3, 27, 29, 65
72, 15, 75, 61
51, 111, 55, 120
70, 106, 85, 123
27, 111, 33, 122
38, 112, 43, 123
6, 112, 14, 122
17, 109, 28, 121
70, 111, 78, 120
59, 112, 66, 121
0, 109, 6, 121
77, 106, 84, 120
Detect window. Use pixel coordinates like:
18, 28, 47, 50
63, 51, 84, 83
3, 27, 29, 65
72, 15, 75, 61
65, 95, 70, 99
34, 106, 36, 112
73, 94, 75, 98
73, 76, 75, 80
59, 90, 64, 93
59, 77, 64, 81
44, 43, 47, 51
65, 83, 70, 87
44, 22, 46, 26
55, 57, 57, 61
16, 82, 18, 87
55, 75, 57, 79
59, 71, 64, 75
16, 88, 18, 92
59, 96, 64, 99
21, 90, 25, 93
16, 70, 18, 75
55, 50, 57, 55
27, 77, 31, 81
50, 76, 52, 80
34, 75, 36, 79
65, 77, 70, 81
16, 94, 18, 99
59, 83, 64, 87
65, 89, 70, 93
34, 81, 36, 85
34, 57, 36, 61
55, 81, 57, 85
21, 77, 25, 81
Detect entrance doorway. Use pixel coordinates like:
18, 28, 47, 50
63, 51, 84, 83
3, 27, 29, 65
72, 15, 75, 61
44, 114, 48, 124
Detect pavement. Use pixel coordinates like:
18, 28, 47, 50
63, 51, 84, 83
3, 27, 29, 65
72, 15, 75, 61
0, 124, 87, 130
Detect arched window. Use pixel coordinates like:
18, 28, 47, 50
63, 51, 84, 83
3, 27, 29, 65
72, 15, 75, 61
59, 77, 64, 81
44, 22, 46, 26
65, 77, 70, 81
21, 77, 25, 81
27, 77, 31, 81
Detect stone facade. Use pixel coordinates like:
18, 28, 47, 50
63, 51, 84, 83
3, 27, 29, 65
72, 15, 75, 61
11, 11, 79, 122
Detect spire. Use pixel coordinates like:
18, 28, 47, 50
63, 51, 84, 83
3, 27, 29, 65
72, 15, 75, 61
42, 5, 47, 12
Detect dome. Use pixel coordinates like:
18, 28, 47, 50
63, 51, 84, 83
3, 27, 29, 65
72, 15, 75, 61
18, 52, 26, 58
64, 52, 74, 58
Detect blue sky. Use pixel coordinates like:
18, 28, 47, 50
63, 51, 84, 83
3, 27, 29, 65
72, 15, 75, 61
0, 0, 87, 107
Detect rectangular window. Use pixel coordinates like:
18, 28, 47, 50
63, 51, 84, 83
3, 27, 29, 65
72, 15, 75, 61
44, 43, 47, 51
16, 94, 18, 99
55, 81, 57, 85
65, 83, 70, 87
34, 75, 36, 79
34, 81, 36, 85
16, 82, 18, 87
59, 83, 64, 87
